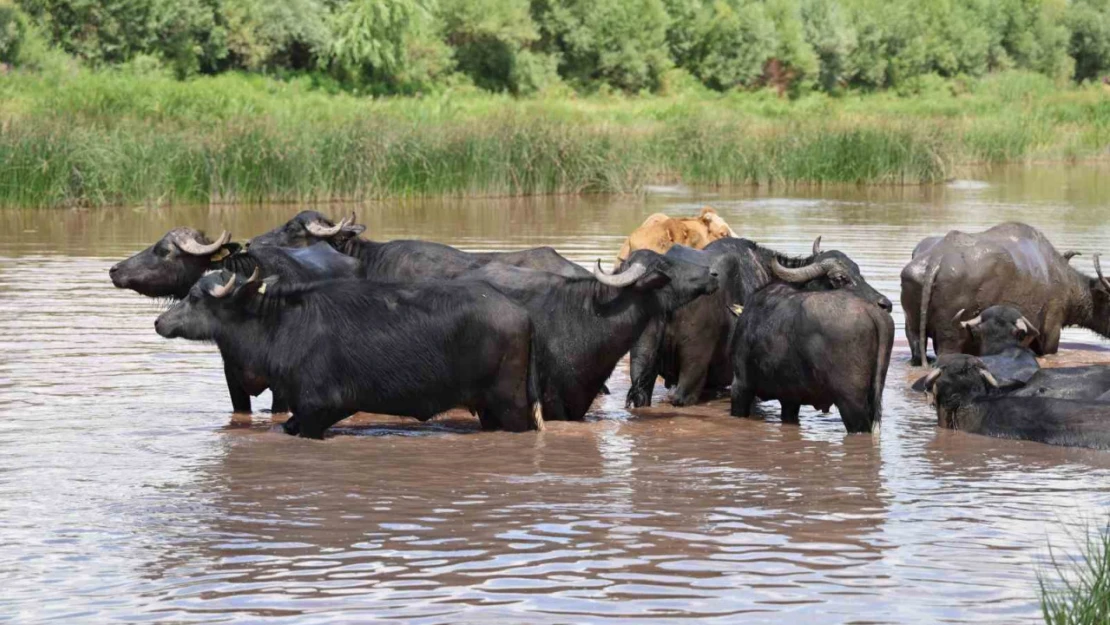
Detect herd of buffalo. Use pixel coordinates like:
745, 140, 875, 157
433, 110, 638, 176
108, 209, 1110, 449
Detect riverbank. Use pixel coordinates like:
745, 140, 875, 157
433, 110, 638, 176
1, 69, 1108, 207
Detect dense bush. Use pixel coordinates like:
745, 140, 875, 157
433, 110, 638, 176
8, 0, 1110, 93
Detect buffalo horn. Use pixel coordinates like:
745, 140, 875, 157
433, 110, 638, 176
1015, 316, 1039, 336
1095, 253, 1110, 291
1064, 251, 1081, 262
952, 308, 966, 325
244, 267, 261, 284
594, 259, 647, 287
978, 367, 1000, 388
305, 214, 352, 238
960, 314, 983, 329
771, 258, 832, 283
177, 230, 230, 256
812, 236, 823, 255
922, 368, 942, 390
208, 273, 237, 298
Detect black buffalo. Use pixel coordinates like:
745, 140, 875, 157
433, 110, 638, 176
729, 284, 894, 433
461, 250, 718, 422
955, 305, 1041, 387
250, 210, 591, 279
902, 222, 1110, 365
155, 271, 541, 439
627, 237, 891, 408
110, 228, 239, 298
111, 229, 362, 413
921, 354, 1110, 449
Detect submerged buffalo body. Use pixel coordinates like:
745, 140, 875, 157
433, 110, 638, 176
902, 222, 1110, 365
729, 284, 894, 433
957, 305, 1042, 387
626, 237, 891, 408
155, 272, 541, 439
250, 210, 590, 279
463, 250, 718, 422
111, 228, 362, 413
922, 354, 1110, 449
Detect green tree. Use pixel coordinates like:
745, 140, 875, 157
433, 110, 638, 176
535, 0, 672, 92
1067, 0, 1110, 81
439, 0, 552, 93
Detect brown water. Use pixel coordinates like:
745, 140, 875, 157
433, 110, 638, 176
4, 165, 1110, 624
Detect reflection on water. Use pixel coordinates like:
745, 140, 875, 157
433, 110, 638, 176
4, 164, 1110, 623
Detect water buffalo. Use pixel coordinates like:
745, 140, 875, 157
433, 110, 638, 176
615, 207, 736, 261
902, 222, 1110, 365
729, 284, 894, 433
921, 354, 1110, 449
955, 305, 1041, 386
155, 271, 542, 439
250, 210, 590, 279
626, 237, 891, 408
109, 228, 239, 298
111, 229, 362, 413
462, 249, 718, 422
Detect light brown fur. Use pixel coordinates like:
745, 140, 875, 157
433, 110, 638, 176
616, 207, 736, 261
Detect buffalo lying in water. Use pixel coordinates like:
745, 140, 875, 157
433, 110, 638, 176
955, 305, 1041, 387
902, 222, 1110, 365
461, 250, 718, 422
626, 237, 891, 408
250, 210, 590, 279
110, 229, 362, 413
729, 284, 894, 433
155, 271, 542, 439
921, 354, 1110, 450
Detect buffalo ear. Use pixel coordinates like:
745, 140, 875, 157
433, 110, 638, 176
209, 242, 242, 265
634, 271, 671, 291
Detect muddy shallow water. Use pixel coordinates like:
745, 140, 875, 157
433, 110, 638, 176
4, 165, 1110, 623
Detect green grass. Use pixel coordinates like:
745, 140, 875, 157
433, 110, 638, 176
1040, 522, 1110, 625
0, 68, 1107, 207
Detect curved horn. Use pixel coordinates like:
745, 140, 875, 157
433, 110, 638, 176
1015, 316, 1040, 336
1064, 250, 1081, 262
177, 230, 230, 256
978, 368, 1000, 388
304, 215, 349, 238
1095, 254, 1110, 291
812, 236, 822, 255
960, 314, 983, 329
922, 368, 942, 390
771, 258, 832, 284
244, 267, 260, 284
594, 259, 648, 288
952, 308, 966, 325
208, 273, 237, 299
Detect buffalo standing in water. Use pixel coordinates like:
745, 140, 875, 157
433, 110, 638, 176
902, 222, 1110, 365
729, 284, 894, 433
155, 270, 542, 439
110, 228, 362, 413
626, 237, 891, 408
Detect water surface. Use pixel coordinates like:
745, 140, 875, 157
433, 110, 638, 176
4, 165, 1110, 623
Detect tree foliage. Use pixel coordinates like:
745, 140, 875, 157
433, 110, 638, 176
9, 0, 1110, 94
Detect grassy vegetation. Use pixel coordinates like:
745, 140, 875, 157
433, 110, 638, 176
0, 68, 1108, 207
1040, 522, 1110, 625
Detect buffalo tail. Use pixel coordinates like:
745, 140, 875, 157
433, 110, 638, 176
918, 261, 941, 366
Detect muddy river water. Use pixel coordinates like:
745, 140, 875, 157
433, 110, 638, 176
4, 166, 1110, 623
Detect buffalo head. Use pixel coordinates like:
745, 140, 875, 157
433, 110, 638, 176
771, 239, 892, 312
248, 211, 365, 249
155, 268, 263, 341
109, 228, 238, 299
596, 249, 718, 309
953, 305, 1039, 354
920, 354, 999, 428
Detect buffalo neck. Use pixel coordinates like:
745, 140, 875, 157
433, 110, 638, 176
1062, 268, 1109, 335
335, 237, 385, 269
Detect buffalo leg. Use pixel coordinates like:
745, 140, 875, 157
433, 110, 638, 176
780, 402, 800, 424
906, 325, 923, 366
835, 397, 873, 434
477, 410, 502, 431
627, 316, 665, 408
270, 388, 289, 414
730, 366, 756, 418
224, 364, 252, 414
295, 409, 350, 440
1039, 315, 1062, 355
672, 364, 709, 407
